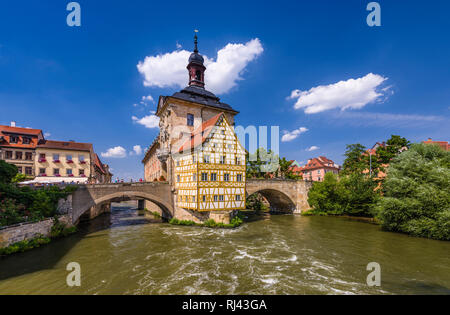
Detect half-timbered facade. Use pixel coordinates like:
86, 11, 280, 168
174, 113, 246, 212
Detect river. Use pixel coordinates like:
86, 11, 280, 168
0, 202, 449, 295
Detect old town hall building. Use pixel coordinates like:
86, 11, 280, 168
142, 34, 246, 222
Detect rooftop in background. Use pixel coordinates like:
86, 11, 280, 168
37, 140, 93, 152
296, 156, 341, 172
0, 124, 44, 149
422, 138, 449, 151
0, 124, 43, 136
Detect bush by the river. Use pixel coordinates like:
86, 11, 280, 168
375, 143, 450, 241
0, 161, 78, 227
306, 172, 380, 217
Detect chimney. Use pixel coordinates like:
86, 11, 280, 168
10, 121, 16, 127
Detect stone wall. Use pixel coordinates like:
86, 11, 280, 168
0, 214, 71, 249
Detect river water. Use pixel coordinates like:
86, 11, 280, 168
0, 202, 449, 295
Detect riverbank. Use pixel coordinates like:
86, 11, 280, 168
0, 216, 77, 257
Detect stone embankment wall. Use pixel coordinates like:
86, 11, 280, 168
0, 196, 74, 249
0, 214, 71, 248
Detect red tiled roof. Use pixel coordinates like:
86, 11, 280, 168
93, 154, 106, 174
38, 140, 92, 152
178, 113, 223, 153
300, 156, 340, 171
0, 125, 43, 149
423, 139, 449, 151
0, 125, 43, 136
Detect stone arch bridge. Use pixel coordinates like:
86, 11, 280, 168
59, 180, 312, 225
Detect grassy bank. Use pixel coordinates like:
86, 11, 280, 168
169, 212, 244, 229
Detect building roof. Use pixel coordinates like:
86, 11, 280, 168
0, 125, 43, 136
298, 156, 340, 172
37, 140, 93, 152
423, 138, 449, 151
142, 134, 160, 164
171, 86, 238, 113
0, 125, 43, 149
178, 112, 223, 153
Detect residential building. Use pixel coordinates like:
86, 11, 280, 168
422, 138, 449, 151
0, 122, 111, 184
142, 134, 166, 182
298, 156, 340, 182
0, 122, 44, 178
36, 140, 112, 184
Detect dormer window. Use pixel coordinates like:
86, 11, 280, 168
23, 137, 31, 144
10, 135, 19, 144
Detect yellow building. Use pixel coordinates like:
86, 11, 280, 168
35, 140, 92, 183
174, 113, 246, 212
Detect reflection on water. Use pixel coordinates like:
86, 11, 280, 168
0, 202, 449, 295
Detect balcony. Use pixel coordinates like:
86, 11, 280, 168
38, 159, 47, 163
67, 160, 74, 164
80, 161, 87, 164
53, 160, 61, 163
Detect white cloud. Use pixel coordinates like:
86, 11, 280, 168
130, 145, 143, 156
101, 146, 127, 159
288, 73, 389, 114
176, 41, 182, 49
132, 114, 160, 129
281, 127, 308, 142
44, 132, 51, 138
306, 146, 320, 152
137, 38, 263, 94
141, 95, 154, 103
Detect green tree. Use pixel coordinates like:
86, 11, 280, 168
307, 172, 379, 217
307, 172, 345, 215
342, 144, 368, 175
277, 157, 302, 180
246, 148, 278, 179
375, 143, 450, 240
376, 135, 411, 165
12, 173, 28, 184
0, 160, 18, 184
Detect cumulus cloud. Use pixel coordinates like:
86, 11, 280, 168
44, 132, 51, 138
306, 146, 320, 152
288, 73, 389, 114
101, 146, 127, 159
281, 127, 308, 143
137, 38, 263, 94
130, 145, 143, 156
132, 113, 160, 129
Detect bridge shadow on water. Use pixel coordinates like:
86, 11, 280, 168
0, 201, 161, 282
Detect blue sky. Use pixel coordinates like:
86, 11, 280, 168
1, 0, 449, 180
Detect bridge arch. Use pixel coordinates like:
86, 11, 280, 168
70, 184, 173, 224
246, 188, 296, 213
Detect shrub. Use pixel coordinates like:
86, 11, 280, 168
376, 143, 450, 240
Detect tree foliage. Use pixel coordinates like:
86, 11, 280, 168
307, 172, 379, 217
0, 160, 18, 184
375, 143, 450, 240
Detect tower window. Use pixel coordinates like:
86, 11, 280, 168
195, 70, 202, 81
187, 114, 194, 127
